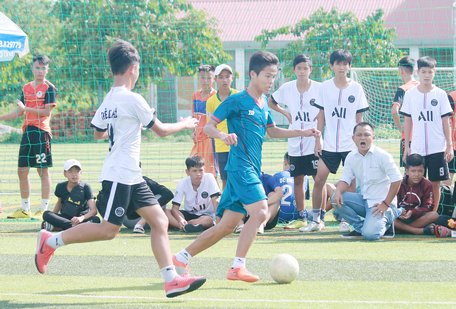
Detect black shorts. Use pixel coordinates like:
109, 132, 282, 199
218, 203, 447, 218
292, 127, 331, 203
18, 126, 52, 168
289, 154, 319, 177
424, 152, 449, 181
399, 139, 411, 168
216, 152, 229, 180
320, 150, 350, 174
180, 210, 212, 221
447, 150, 456, 173
96, 180, 159, 226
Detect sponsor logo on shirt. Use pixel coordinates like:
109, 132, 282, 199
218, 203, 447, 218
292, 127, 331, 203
101, 108, 118, 120
418, 111, 434, 122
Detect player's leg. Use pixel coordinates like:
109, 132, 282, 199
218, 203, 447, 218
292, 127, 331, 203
137, 204, 172, 268
216, 152, 229, 189
36, 167, 51, 214
426, 152, 449, 211
304, 155, 332, 232
185, 210, 242, 256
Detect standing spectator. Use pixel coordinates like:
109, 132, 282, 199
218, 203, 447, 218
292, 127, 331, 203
304, 50, 369, 233
206, 64, 238, 189
391, 56, 419, 168
400, 56, 453, 211
268, 55, 321, 229
0, 55, 57, 219
190, 64, 216, 176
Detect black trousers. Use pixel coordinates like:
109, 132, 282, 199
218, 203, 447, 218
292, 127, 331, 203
42, 210, 100, 230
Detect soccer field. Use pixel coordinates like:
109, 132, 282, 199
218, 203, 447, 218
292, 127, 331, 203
1, 140, 456, 308
1, 221, 456, 308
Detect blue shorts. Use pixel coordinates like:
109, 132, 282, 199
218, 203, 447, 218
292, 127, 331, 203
216, 169, 267, 217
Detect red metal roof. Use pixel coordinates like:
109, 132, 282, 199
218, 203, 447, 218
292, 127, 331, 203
189, 0, 453, 45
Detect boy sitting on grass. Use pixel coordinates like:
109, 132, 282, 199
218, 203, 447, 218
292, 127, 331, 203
394, 154, 438, 235
170, 156, 221, 233
41, 159, 100, 231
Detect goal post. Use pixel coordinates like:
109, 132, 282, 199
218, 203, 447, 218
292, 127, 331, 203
350, 67, 456, 136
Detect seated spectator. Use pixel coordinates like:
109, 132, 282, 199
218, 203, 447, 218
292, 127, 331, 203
42, 159, 100, 231
122, 176, 174, 234
394, 154, 439, 235
170, 156, 221, 233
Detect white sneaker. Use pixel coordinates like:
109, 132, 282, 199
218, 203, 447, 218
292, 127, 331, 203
133, 225, 145, 234
299, 221, 322, 232
257, 224, 265, 234
339, 220, 351, 233
234, 224, 244, 234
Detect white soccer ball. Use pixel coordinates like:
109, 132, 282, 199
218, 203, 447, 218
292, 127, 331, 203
269, 253, 299, 284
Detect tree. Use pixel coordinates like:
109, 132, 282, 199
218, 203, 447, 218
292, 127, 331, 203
52, 0, 230, 108
256, 8, 401, 80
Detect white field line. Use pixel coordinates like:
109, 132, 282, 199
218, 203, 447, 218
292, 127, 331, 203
0, 292, 456, 305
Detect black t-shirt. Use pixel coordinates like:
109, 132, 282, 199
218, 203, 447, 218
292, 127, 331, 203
55, 181, 94, 218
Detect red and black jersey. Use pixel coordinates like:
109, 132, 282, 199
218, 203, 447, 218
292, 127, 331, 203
20, 80, 57, 134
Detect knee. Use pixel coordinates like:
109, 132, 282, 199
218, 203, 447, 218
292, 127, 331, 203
361, 226, 381, 241
99, 224, 120, 240
148, 212, 169, 232
42, 210, 52, 220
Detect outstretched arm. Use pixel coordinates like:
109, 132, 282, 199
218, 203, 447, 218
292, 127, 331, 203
151, 116, 198, 137
267, 125, 320, 139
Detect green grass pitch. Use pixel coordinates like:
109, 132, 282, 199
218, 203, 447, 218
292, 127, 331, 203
0, 140, 456, 308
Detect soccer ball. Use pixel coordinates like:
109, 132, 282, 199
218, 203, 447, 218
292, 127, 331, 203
269, 253, 299, 284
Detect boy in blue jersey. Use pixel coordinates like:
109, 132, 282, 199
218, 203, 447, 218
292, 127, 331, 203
173, 51, 320, 283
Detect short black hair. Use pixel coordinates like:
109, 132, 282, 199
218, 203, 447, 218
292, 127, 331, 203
249, 51, 279, 78
32, 55, 50, 66
284, 152, 289, 162
293, 54, 312, 68
108, 40, 140, 75
398, 56, 415, 74
405, 154, 425, 168
185, 156, 205, 169
353, 122, 374, 135
198, 64, 215, 73
330, 49, 352, 66
417, 56, 437, 70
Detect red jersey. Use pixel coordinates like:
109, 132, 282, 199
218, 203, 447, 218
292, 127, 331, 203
192, 89, 216, 142
397, 176, 433, 219
20, 80, 57, 134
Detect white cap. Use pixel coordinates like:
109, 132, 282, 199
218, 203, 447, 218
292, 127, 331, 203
64, 159, 82, 171
214, 64, 233, 76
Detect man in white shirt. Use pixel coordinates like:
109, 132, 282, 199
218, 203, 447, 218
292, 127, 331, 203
34, 40, 206, 298
332, 122, 402, 240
